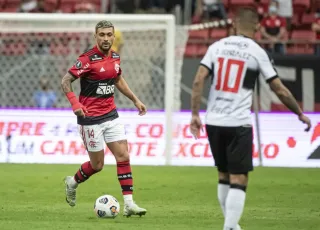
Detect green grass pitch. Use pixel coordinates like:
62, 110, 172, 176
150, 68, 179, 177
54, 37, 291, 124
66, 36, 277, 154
0, 164, 319, 230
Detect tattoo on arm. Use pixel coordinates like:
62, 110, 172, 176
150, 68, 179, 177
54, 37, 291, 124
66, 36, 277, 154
191, 66, 209, 116
61, 73, 77, 93
277, 91, 302, 116
191, 81, 203, 116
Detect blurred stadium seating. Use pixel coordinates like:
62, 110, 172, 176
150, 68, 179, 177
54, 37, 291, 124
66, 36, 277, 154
185, 0, 320, 57
0, 0, 319, 57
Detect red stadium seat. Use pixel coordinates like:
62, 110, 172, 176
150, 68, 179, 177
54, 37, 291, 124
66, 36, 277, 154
260, 0, 270, 4
293, 0, 310, 9
184, 44, 198, 58
311, 0, 320, 12
59, 0, 77, 12
293, 0, 310, 16
189, 29, 209, 40
0, 0, 5, 9
210, 29, 228, 40
4, 0, 20, 6
301, 13, 316, 26
59, 5, 73, 13
60, 0, 77, 3
59, 0, 101, 12
3, 0, 19, 11
229, 0, 255, 7
1, 7, 18, 12
291, 30, 316, 40
287, 30, 316, 54
184, 44, 209, 58
44, 0, 59, 12
198, 45, 208, 56
286, 46, 314, 55
291, 14, 301, 27
90, 0, 101, 6
61, 0, 100, 5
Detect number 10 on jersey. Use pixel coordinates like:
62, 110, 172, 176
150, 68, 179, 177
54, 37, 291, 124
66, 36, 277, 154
215, 58, 245, 93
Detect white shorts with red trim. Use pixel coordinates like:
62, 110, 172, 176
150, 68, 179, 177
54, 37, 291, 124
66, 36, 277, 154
78, 118, 127, 152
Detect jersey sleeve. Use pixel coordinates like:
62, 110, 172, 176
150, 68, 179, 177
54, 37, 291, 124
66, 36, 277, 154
117, 61, 122, 76
68, 55, 91, 78
257, 48, 278, 82
200, 45, 215, 73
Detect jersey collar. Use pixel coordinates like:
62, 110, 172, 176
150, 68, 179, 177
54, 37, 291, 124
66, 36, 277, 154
93, 45, 111, 58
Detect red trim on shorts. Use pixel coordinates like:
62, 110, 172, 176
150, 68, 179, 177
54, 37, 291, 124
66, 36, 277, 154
80, 125, 88, 151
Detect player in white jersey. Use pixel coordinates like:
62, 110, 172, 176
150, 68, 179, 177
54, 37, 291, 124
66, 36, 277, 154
190, 7, 311, 230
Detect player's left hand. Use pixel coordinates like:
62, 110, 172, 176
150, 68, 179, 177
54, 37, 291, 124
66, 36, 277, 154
299, 114, 312, 132
134, 100, 147, 116
190, 115, 203, 139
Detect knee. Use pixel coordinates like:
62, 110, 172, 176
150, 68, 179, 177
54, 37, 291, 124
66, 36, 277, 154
91, 161, 104, 172
116, 151, 130, 162
117, 153, 130, 162
218, 171, 229, 182
230, 173, 248, 186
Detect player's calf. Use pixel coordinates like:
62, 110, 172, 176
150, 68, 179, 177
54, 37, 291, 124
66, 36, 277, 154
74, 160, 101, 184
117, 160, 133, 202
72, 150, 105, 184
217, 171, 230, 216
223, 174, 248, 230
107, 140, 147, 216
107, 140, 133, 202
116, 160, 147, 217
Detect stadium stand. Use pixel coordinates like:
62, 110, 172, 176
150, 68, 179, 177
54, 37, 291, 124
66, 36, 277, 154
186, 0, 320, 57
0, 0, 319, 57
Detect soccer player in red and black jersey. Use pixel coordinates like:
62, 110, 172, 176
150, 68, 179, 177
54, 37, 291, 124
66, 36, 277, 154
61, 20, 147, 217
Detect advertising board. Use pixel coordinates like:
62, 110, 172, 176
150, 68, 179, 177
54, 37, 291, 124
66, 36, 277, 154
0, 109, 319, 167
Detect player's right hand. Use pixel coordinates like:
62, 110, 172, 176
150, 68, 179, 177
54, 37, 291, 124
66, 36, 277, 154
298, 114, 311, 132
72, 102, 88, 118
190, 115, 203, 139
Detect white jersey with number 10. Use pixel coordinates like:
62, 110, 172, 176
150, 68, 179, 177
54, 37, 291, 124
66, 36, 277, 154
201, 35, 277, 127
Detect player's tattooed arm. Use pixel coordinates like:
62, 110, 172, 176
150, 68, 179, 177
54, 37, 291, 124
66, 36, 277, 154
61, 73, 77, 93
191, 65, 210, 116
269, 77, 303, 116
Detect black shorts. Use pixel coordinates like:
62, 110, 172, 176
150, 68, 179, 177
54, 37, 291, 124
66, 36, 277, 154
206, 124, 253, 174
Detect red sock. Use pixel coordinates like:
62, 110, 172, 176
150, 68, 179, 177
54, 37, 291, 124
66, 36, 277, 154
74, 161, 98, 183
117, 161, 133, 195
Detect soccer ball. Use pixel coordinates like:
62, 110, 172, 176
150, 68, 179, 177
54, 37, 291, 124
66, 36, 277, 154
94, 195, 120, 218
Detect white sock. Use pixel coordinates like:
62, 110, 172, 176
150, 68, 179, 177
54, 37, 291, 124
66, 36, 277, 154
124, 194, 133, 205
218, 181, 230, 217
70, 176, 78, 188
223, 186, 246, 230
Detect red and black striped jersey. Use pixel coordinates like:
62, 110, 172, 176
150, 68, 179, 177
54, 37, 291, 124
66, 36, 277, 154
68, 45, 122, 125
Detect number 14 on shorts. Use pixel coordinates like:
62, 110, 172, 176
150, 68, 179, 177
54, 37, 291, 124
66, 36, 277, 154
87, 129, 94, 138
